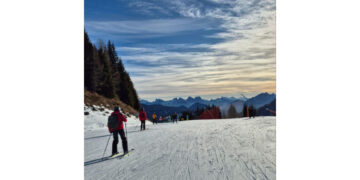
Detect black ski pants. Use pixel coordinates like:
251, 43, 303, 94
112, 129, 128, 154
141, 120, 146, 130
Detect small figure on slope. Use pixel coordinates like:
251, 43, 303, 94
139, 108, 147, 131
172, 113, 176, 123
152, 113, 157, 125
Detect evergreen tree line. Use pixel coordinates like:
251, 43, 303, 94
84, 31, 140, 110
186, 104, 221, 120
180, 111, 194, 120
194, 104, 217, 117
241, 104, 256, 118
227, 104, 257, 118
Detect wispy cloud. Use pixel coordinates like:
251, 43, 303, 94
85, 18, 215, 37
85, 0, 276, 100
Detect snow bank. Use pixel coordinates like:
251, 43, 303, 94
84, 105, 139, 131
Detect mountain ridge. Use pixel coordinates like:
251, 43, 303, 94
140, 92, 276, 117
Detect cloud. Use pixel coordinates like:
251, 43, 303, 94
85, 0, 276, 100
122, 45, 275, 99
85, 18, 214, 37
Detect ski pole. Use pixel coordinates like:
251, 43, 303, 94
125, 122, 128, 138
102, 133, 112, 159
125, 122, 129, 149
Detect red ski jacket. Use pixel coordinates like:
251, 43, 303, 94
139, 110, 147, 121
108, 111, 127, 133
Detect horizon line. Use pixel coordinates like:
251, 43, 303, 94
140, 92, 276, 102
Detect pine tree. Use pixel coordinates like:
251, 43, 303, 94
249, 105, 256, 118
242, 104, 249, 117
84, 31, 96, 92
228, 104, 237, 118
118, 72, 131, 105
97, 47, 115, 98
221, 110, 227, 119
107, 41, 118, 65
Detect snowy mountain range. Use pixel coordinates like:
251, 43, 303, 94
141, 96, 246, 108
141, 93, 276, 115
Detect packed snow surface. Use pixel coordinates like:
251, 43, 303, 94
85, 114, 276, 180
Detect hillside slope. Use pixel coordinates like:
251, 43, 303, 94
257, 99, 276, 116
245, 93, 275, 108
85, 90, 137, 116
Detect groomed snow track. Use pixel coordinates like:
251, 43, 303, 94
85, 117, 276, 180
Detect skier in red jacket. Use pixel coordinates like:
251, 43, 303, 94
139, 108, 147, 131
108, 107, 128, 156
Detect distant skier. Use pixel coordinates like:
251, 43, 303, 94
139, 108, 147, 130
171, 113, 176, 123
108, 107, 128, 156
152, 113, 157, 125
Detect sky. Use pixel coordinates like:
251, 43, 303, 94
85, 0, 276, 101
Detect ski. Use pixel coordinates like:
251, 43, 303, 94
109, 153, 123, 159
84, 148, 134, 166
116, 148, 134, 160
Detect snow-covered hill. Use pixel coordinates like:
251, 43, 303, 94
84, 114, 276, 180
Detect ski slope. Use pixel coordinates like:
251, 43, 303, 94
85, 110, 276, 180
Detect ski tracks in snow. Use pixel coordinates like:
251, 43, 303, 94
84, 117, 276, 180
